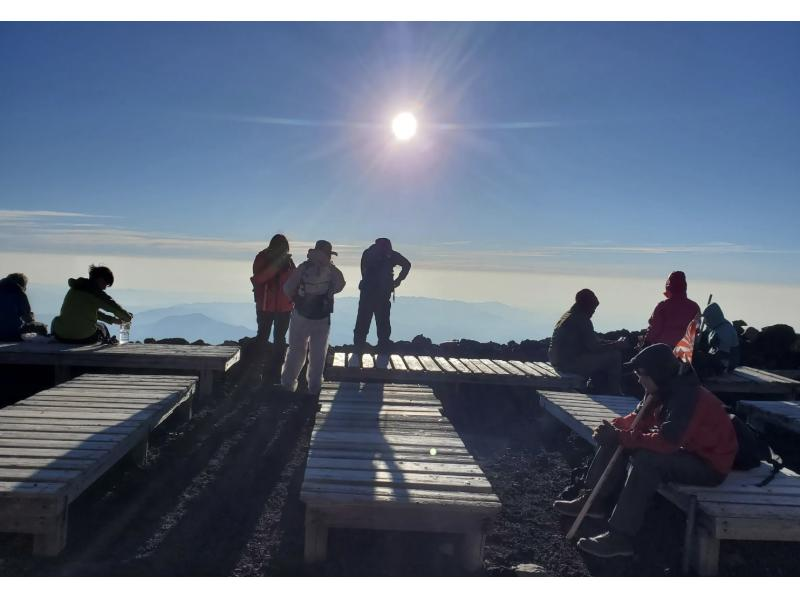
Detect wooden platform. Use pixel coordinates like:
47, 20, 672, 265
300, 382, 502, 571
0, 341, 240, 397
0, 373, 196, 555
539, 390, 800, 575
738, 400, 800, 434
325, 350, 584, 390
704, 366, 800, 398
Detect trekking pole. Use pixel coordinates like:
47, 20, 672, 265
565, 393, 655, 541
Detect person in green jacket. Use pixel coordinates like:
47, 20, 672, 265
51, 265, 133, 344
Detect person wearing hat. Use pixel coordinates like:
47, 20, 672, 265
353, 237, 411, 352
548, 289, 626, 394
640, 271, 701, 349
554, 343, 737, 558
280, 240, 346, 395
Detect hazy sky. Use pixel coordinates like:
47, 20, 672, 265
1, 22, 798, 331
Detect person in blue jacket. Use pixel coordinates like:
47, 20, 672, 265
0, 273, 48, 341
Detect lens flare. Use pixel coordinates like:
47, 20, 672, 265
392, 112, 418, 141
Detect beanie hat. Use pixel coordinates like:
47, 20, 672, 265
375, 238, 393, 253
575, 288, 599, 311
665, 271, 687, 297
624, 343, 680, 386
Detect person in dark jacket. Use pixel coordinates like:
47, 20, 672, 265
641, 271, 701, 348
0, 273, 48, 340
694, 302, 741, 376
251, 234, 296, 381
353, 238, 411, 352
51, 265, 132, 344
548, 289, 626, 394
554, 344, 737, 558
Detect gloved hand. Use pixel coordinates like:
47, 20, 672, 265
593, 419, 619, 446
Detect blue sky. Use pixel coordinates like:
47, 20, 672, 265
1, 22, 799, 323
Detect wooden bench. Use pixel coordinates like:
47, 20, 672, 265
300, 382, 502, 571
704, 366, 800, 398
0, 373, 196, 555
738, 399, 800, 435
325, 350, 584, 390
538, 390, 800, 575
0, 341, 240, 398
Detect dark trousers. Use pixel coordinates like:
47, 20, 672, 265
55, 323, 111, 344
256, 310, 290, 350
584, 443, 724, 537
353, 290, 391, 346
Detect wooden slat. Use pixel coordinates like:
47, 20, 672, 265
361, 353, 375, 369
479, 359, 509, 375
508, 360, 540, 376
491, 360, 527, 376
446, 358, 473, 375
332, 352, 346, 368
402, 355, 425, 372
304, 468, 493, 493
390, 355, 407, 371
433, 357, 457, 373
418, 356, 442, 373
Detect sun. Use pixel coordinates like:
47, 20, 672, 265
391, 112, 418, 141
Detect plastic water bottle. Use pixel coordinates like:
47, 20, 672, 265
118, 322, 130, 344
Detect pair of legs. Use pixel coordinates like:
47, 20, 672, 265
281, 311, 330, 395
581, 443, 724, 538
54, 322, 111, 344
564, 350, 623, 394
353, 289, 391, 349
256, 310, 291, 382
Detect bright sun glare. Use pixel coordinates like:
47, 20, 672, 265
391, 112, 418, 141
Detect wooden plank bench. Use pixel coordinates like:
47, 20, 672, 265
704, 366, 800, 398
0, 373, 196, 555
738, 399, 800, 435
538, 390, 800, 575
325, 350, 584, 390
0, 341, 240, 398
300, 382, 502, 571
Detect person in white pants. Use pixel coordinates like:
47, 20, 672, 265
280, 240, 346, 394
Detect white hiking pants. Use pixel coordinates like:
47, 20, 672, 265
280, 310, 330, 394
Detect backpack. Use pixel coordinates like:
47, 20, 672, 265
729, 414, 783, 487
293, 264, 334, 320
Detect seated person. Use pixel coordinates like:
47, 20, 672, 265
0, 273, 48, 340
548, 289, 626, 394
51, 265, 133, 344
694, 302, 741, 377
554, 343, 737, 558
640, 271, 700, 348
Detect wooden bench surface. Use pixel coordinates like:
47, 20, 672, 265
0, 341, 241, 372
738, 400, 800, 435
324, 351, 583, 390
704, 366, 800, 396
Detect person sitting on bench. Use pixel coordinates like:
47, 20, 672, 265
553, 343, 737, 558
51, 265, 133, 344
639, 271, 700, 349
0, 273, 48, 341
694, 302, 741, 376
549, 289, 626, 394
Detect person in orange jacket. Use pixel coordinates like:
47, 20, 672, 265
553, 343, 737, 558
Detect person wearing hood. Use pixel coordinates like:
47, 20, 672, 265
548, 289, 626, 394
0, 273, 48, 341
353, 238, 411, 352
695, 302, 741, 375
642, 271, 701, 348
251, 234, 296, 381
51, 265, 133, 344
280, 240, 346, 395
554, 344, 737, 558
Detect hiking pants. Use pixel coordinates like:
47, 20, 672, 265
565, 350, 623, 394
281, 310, 330, 395
353, 289, 391, 346
584, 443, 724, 537
256, 310, 290, 350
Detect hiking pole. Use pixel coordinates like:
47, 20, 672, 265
565, 393, 656, 541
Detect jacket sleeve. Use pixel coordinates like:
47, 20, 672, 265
360, 250, 368, 279
97, 294, 132, 323
19, 292, 35, 324
329, 265, 346, 295
579, 317, 602, 352
283, 264, 303, 299
252, 262, 281, 285
393, 252, 411, 282
618, 392, 696, 453
644, 302, 665, 344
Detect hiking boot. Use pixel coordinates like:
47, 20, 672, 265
576, 531, 634, 558
552, 494, 607, 519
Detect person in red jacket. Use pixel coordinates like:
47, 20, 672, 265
251, 234, 296, 382
553, 343, 737, 558
641, 271, 701, 348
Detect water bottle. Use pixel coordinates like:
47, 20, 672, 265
119, 322, 130, 344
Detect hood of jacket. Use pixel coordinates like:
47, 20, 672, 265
0, 277, 24, 296
68, 277, 116, 303
703, 302, 725, 328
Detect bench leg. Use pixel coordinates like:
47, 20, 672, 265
693, 526, 720, 576
33, 500, 68, 557
304, 509, 328, 565
198, 371, 214, 399
458, 530, 486, 573
130, 438, 149, 467
176, 397, 193, 423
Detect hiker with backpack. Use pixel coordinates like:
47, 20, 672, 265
548, 289, 627, 395
280, 240, 345, 395
353, 238, 411, 353
553, 343, 738, 558
251, 234, 296, 383
694, 302, 741, 376
51, 265, 133, 344
0, 273, 48, 341
640, 271, 701, 349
